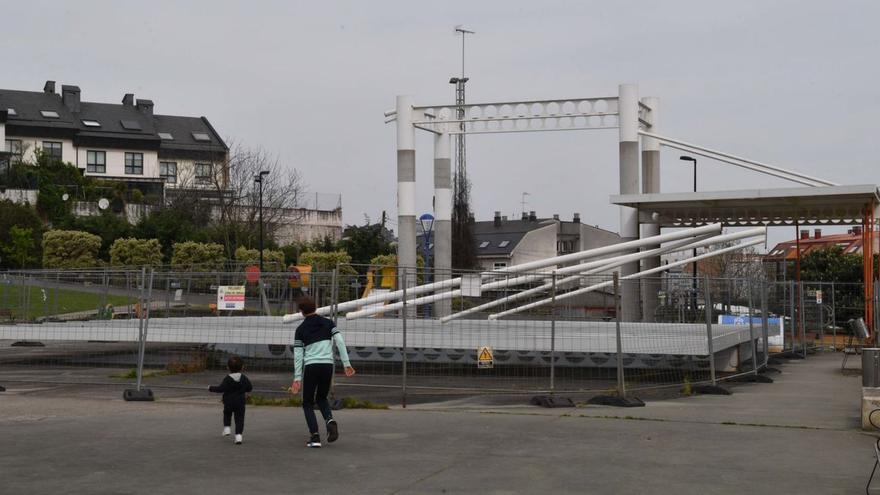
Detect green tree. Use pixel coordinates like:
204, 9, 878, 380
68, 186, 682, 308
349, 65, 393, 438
340, 223, 394, 273
134, 202, 210, 262
3, 226, 36, 268
788, 246, 880, 323
0, 200, 43, 269
67, 212, 132, 261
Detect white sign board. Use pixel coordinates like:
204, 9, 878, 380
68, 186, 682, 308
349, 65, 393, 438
217, 285, 246, 311
461, 273, 483, 298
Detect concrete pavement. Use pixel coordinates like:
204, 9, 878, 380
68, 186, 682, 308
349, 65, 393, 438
0, 353, 876, 494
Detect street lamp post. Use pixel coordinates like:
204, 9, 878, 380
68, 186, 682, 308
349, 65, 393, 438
254, 171, 270, 272
680, 156, 698, 314
419, 213, 435, 316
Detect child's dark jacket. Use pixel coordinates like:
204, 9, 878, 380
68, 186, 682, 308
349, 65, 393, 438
209, 373, 253, 408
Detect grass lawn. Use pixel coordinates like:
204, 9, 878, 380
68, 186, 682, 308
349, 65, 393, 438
0, 284, 135, 321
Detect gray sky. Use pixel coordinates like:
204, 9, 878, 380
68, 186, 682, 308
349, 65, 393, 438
4, 0, 878, 247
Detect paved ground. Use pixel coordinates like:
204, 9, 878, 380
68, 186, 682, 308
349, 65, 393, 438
0, 353, 877, 494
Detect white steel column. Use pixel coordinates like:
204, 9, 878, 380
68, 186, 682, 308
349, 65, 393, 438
396, 95, 417, 293
618, 83, 640, 321
640, 96, 661, 322
433, 126, 452, 317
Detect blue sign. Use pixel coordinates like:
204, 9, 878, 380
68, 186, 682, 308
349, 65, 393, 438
718, 315, 784, 346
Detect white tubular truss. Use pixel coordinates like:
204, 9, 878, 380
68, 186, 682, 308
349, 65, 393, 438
638, 131, 837, 187
487, 237, 766, 320
439, 227, 766, 323
282, 223, 723, 323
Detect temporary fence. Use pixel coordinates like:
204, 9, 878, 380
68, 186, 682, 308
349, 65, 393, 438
0, 266, 867, 405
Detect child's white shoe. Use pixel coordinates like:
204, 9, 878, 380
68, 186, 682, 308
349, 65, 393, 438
223, 426, 231, 436
234, 434, 243, 445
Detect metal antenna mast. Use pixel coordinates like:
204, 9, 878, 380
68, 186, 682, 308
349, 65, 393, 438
449, 25, 477, 269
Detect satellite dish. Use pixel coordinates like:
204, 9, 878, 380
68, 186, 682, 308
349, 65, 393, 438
98, 198, 110, 210
62, 193, 69, 202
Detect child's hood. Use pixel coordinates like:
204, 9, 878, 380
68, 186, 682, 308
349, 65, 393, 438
229, 372, 242, 382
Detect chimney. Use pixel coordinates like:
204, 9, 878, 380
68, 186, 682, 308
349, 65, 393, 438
494, 211, 502, 227
573, 212, 581, 224
521, 212, 528, 221
61, 85, 81, 112
799, 230, 809, 240
814, 229, 822, 239
122, 93, 134, 106
552, 214, 560, 220
529, 211, 537, 222
43, 80, 56, 94
136, 99, 154, 117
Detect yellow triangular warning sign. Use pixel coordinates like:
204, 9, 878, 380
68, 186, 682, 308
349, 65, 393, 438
478, 348, 492, 361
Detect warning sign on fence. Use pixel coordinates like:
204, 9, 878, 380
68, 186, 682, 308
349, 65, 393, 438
217, 286, 246, 311
477, 346, 494, 369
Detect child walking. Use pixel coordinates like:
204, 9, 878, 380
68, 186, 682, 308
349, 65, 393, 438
290, 296, 355, 448
209, 355, 253, 445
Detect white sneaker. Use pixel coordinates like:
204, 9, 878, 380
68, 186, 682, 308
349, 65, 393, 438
234, 434, 242, 445
223, 427, 231, 437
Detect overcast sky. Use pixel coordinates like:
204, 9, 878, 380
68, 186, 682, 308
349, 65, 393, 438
4, 0, 877, 247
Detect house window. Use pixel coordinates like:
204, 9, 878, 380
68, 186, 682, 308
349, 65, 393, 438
493, 262, 508, 270
40, 110, 59, 118
42, 141, 63, 160
159, 161, 177, 184
498, 240, 510, 248
195, 163, 213, 183
86, 150, 106, 173
5, 139, 22, 163
478, 241, 490, 248
125, 152, 143, 175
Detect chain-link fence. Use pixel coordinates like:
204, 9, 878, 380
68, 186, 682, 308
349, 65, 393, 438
0, 266, 871, 405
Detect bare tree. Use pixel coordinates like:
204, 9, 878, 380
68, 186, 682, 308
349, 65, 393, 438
213, 144, 306, 257
168, 143, 306, 258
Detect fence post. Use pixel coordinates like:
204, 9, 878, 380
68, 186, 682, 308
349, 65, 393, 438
799, 281, 807, 357
831, 281, 837, 350
329, 267, 340, 407
550, 272, 557, 395
614, 273, 625, 398
761, 282, 770, 368
401, 270, 408, 409
125, 267, 155, 401
817, 282, 824, 351
748, 278, 757, 376
704, 275, 717, 386
789, 280, 796, 355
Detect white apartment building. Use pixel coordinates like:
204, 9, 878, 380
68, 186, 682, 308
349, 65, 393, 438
0, 81, 228, 194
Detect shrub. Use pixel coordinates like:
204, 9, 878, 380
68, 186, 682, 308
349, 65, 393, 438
110, 238, 164, 267
234, 246, 285, 268
42, 230, 102, 269
300, 250, 356, 274
171, 241, 226, 271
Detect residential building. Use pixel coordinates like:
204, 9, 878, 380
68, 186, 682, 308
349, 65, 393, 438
0, 80, 228, 195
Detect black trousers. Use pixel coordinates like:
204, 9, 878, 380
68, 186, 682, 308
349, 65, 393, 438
302, 363, 334, 434
223, 404, 246, 435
